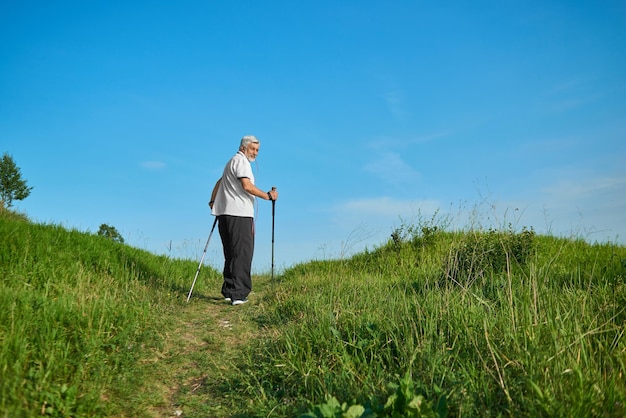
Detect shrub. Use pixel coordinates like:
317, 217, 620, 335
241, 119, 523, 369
443, 226, 535, 286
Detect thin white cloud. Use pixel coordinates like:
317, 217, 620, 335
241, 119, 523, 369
548, 95, 601, 113
542, 173, 626, 200
543, 76, 603, 113
140, 161, 167, 170
491, 172, 626, 243
332, 196, 440, 219
364, 152, 421, 185
383, 89, 409, 120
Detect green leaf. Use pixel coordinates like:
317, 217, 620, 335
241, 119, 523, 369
344, 404, 365, 418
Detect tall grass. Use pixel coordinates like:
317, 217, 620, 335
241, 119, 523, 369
0, 212, 216, 417
239, 222, 626, 416
1, 209, 625, 416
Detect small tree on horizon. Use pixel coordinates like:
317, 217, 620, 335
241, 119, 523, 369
0, 152, 33, 210
97, 223, 125, 244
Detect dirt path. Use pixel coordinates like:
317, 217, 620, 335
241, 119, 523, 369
146, 279, 271, 418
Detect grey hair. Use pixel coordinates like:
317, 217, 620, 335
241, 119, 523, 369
240, 135, 260, 150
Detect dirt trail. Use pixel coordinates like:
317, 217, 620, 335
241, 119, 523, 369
147, 283, 269, 418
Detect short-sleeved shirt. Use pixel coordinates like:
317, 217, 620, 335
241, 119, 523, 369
211, 151, 255, 217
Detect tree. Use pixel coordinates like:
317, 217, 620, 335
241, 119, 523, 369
0, 153, 33, 210
97, 223, 125, 244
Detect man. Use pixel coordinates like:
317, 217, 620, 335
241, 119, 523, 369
209, 135, 278, 306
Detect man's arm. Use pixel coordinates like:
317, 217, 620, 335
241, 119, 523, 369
241, 178, 278, 201
209, 178, 222, 209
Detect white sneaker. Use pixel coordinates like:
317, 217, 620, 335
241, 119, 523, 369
231, 299, 248, 306
224, 297, 232, 302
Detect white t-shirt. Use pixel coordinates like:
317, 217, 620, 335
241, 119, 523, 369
211, 151, 255, 217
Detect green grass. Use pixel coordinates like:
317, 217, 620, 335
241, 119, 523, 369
253, 227, 626, 417
0, 211, 214, 417
1, 209, 625, 417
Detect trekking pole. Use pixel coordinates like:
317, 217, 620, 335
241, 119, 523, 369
186, 217, 218, 302
271, 187, 276, 285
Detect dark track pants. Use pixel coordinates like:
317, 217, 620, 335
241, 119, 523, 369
217, 215, 254, 300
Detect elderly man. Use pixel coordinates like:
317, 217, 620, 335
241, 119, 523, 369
209, 135, 279, 305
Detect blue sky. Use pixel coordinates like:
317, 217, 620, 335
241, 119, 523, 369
2, 1, 625, 272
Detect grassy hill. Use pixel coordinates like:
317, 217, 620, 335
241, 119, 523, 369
1, 210, 625, 417
0, 209, 216, 416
